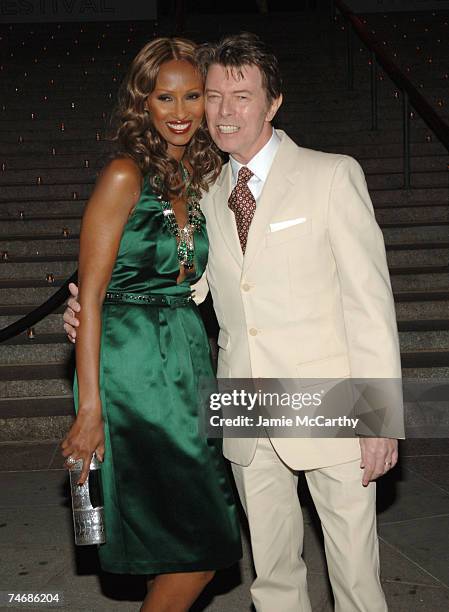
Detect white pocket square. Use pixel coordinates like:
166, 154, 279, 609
269, 217, 307, 232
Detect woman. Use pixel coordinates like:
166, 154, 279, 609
61, 38, 241, 611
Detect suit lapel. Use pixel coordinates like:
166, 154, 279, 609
243, 131, 302, 275
212, 163, 243, 268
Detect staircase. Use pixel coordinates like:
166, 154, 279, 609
1, 9, 448, 443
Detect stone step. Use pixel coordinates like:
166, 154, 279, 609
360, 156, 449, 173
391, 272, 449, 292
382, 225, 449, 243
0, 130, 108, 144
0, 255, 77, 266
298, 127, 447, 146
0, 237, 79, 258
0, 278, 65, 289
0, 218, 82, 234
0, 154, 103, 170
0, 313, 64, 335
0, 396, 73, 419
402, 366, 449, 379
286, 108, 439, 128
375, 200, 449, 210
0, 362, 70, 380
0, 118, 110, 131
0, 260, 76, 280
0, 415, 72, 442
397, 319, 449, 332
0, 339, 73, 365
0, 140, 109, 155
320, 142, 448, 158
369, 171, 449, 190
0, 283, 74, 304
0, 168, 97, 185
395, 300, 449, 320
369, 187, 449, 205
394, 288, 449, 301
0, 378, 73, 399
400, 349, 449, 369
0, 199, 86, 217
387, 247, 449, 266
375, 205, 449, 224
0, 183, 93, 200
2, 330, 67, 345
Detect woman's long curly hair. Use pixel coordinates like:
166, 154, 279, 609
113, 37, 222, 200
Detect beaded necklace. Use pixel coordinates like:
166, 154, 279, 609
157, 162, 202, 270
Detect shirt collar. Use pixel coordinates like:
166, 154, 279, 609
230, 128, 280, 184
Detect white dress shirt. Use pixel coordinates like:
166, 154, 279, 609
229, 129, 280, 203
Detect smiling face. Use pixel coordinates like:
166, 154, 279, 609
146, 59, 204, 161
205, 63, 282, 164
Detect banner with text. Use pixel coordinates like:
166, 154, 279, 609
0, 0, 157, 23
345, 0, 449, 11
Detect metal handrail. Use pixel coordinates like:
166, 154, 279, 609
0, 270, 77, 343
333, 0, 449, 186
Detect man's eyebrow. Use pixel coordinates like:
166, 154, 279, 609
205, 88, 252, 94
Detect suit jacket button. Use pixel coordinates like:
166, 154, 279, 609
249, 328, 258, 336
242, 283, 251, 292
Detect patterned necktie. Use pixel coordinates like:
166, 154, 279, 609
228, 166, 256, 254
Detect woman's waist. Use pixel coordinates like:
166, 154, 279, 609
104, 289, 193, 308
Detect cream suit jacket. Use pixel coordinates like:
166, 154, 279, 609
194, 130, 403, 470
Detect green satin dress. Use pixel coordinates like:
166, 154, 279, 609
74, 175, 241, 575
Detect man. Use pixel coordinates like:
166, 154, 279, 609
64, 33, 403, 612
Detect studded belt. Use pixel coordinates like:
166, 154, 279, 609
104, 291, 193, 308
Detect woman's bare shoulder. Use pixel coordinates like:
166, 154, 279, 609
101, 157, 142, 188
87, 157, 143, 214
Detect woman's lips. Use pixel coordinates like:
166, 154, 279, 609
166, 121, 193, 134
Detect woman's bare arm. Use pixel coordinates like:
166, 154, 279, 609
61, 157, 141, 484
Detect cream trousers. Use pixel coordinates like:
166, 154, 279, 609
231, 436, 387, 612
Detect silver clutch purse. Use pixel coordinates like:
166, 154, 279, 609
68, 455, 106, 546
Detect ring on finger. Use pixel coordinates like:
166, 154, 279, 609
65, 455, 77, 466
